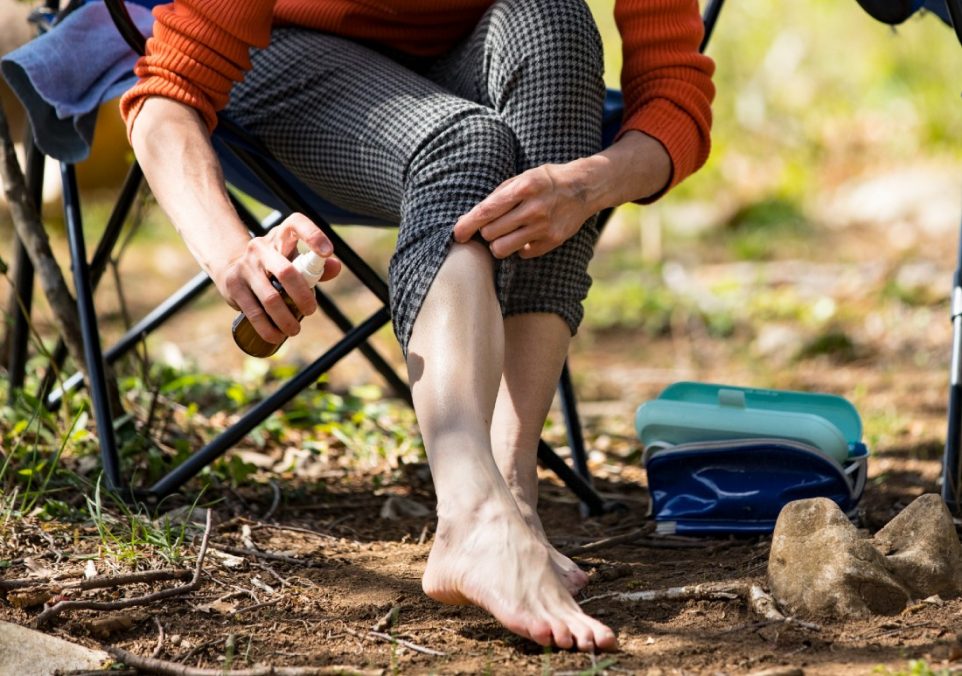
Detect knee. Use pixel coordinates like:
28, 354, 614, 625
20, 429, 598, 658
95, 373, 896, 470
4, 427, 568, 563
436, 241, 496, 293
489, 0, 603, 73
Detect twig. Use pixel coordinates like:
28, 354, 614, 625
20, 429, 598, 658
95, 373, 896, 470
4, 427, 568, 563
0, 102, 85, 378
81, 569, 193, 591
34, 510, 213, 627
566, 529, 645, 556
229, 599, 279, 616
106, 646, 383, 675
152, 616, 165, 659
249, 523, 337, 542
211, 544, 325, 568
581, 581, 748, 605
583, 581, 821, 632
372, 604, 401, 632
172, 638, 223, 664
263, 481, 282, 521
748, 585, 820, 631
343, 627, 446, 657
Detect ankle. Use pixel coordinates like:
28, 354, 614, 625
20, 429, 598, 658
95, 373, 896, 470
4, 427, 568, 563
436, 489, 516, 525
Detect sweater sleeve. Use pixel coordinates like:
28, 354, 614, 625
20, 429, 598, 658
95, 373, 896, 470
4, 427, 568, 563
119, 0, 276, 137
615, 0, 715, 200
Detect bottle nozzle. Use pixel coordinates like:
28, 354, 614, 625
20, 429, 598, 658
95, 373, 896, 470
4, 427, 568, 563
293, 250, 327, 282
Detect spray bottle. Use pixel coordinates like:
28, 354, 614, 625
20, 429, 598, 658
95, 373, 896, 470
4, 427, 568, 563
231, 250, 327, 358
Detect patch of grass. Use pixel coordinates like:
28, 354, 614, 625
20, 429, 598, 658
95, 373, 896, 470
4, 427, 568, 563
795, 328, 860, 363
875, 659, 953, 676
85, 478, 197, 565
584, 273, 736, 337
722, 197, 813, 261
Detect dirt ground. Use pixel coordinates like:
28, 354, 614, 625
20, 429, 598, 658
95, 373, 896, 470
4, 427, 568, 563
0, 329, 956, 676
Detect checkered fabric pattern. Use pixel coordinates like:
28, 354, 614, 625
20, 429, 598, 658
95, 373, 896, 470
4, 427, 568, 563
227, 0, 606, 356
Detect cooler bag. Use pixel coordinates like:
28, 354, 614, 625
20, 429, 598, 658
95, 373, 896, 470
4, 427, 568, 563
635, 382, 869, 535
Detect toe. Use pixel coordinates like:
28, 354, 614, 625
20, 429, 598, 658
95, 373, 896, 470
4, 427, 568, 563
569, 617, 597, 652
550, 619, 575, 650
528, 619, 554, 647
588, 618, 619, 652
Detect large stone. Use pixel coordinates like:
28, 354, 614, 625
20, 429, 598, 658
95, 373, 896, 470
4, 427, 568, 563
0, 621, 110, 675
873, 493, 962, 599
768, 498, 911, 618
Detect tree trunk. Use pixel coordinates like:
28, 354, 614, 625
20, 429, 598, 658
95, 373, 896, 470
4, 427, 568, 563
0, 102, 122, 417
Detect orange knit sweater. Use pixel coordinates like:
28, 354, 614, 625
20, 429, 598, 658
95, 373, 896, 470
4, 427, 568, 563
121, 0, 714, 193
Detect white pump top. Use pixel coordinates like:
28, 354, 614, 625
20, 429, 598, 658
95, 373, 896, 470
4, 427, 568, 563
292, 250, 328, 285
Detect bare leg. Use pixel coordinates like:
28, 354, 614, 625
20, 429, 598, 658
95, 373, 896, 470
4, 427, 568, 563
490, 313, 590, 594
412, 242, 616, 652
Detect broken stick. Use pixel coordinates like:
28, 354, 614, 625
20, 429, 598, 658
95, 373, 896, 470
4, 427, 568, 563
34, 510, 213, 628
106, 646, 383, 676
582, 581, 821, 632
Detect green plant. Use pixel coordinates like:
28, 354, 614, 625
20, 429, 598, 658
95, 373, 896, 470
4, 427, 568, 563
85, 477, 197, 565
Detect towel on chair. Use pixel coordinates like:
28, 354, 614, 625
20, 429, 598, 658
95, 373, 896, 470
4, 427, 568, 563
1, 2, 153, 163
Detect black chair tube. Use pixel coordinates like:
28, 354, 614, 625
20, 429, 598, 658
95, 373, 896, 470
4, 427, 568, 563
149, 307, 392, 498
6, 138, 45, 399
536, 440, 607, 516
62, 163, 124, 491
222, 138, 391, 304
39, 162, 144, 404
46, 271, 213, 408
701, 0, 726, 52
944, 0, 962, 46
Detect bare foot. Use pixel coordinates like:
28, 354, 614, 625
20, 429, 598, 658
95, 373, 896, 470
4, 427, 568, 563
509, 488, 590, 595
422, 500, 616, 651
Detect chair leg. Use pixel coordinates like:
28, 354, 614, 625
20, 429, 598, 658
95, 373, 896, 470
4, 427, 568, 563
555, 359, 622, 517
558, 360, 591, 482
943, 266, 962, 512
148, 307, 392, 499
61, 162, 124, 492
38, 162, 144, 405
5, 138, 45, 401
227, 194, 412, 404
314, 290, 412, 405
45, 271, 213, 409
6, 240, 34, 398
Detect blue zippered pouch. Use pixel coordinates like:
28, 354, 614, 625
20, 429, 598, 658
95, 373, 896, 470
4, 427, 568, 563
636, 383, 869, 535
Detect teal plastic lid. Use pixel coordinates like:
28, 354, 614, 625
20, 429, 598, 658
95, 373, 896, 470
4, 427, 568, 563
635, 382, 863, 464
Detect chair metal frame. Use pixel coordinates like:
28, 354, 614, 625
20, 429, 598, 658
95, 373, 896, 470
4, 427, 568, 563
5, 0, 726, 513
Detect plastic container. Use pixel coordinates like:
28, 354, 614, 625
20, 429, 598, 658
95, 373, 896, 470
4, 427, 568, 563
635, 382, 861, 464
635, 382, 869, 534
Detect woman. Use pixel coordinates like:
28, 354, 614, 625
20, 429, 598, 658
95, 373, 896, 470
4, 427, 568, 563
122, 0, 714, 651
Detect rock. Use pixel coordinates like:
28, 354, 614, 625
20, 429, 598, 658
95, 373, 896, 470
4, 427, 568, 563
873, 493, 962, 599
0, 621, 110, 675
768, 498, 911, 618
379, 495, 431, 520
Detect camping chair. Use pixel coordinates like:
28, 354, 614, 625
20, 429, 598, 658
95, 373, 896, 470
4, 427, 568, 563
4, 0, 724, 513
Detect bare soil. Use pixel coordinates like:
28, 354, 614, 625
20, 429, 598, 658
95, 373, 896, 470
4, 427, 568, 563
1, 330, 956, 676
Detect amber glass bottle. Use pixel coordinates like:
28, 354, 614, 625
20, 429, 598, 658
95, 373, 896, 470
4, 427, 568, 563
232, 251, 327, 358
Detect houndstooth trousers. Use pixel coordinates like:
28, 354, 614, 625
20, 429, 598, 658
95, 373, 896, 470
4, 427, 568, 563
227, 0, 606, 356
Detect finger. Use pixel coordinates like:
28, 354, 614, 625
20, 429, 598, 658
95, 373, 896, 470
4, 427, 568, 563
519, 238, 559, 259
283, 212, 334, 258
479, 200, 546, 241
489, 225, 539, 259
453, 177, 525, 243
265, 218, 301, 259
319, 257, 341, 282
234, 287, 285, 344
261, 244, 317, 317
250, 273, 301, 337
